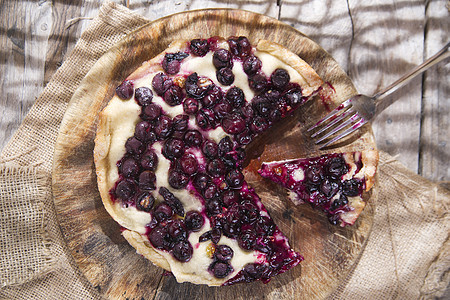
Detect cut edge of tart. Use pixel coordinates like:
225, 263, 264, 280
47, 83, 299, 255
258, 150, 379, 227
94, 36, 324, 286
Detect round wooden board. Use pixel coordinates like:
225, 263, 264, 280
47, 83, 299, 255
52, 9, 377, 300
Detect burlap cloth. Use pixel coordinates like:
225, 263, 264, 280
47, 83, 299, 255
0, 1, 448, 299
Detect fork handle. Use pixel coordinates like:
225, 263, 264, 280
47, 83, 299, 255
373, 42, 450, 113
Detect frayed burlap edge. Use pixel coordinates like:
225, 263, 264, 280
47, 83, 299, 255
0, 163, 53, 287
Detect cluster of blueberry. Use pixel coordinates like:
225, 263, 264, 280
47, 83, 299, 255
259, 153, 365, 225
111, 36, 304, 283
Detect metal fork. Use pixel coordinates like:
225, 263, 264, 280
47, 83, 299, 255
308, 42, 450, 149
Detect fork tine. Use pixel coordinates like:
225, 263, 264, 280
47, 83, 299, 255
314, 112, 359, 144
307, 101, 352, 132
317, 118, 367, 149
310, 107, 354, 138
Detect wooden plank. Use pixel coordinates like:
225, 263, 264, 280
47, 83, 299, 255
130, 0, 280, 21
0, 0, 52, 153
279, 0, 354, 73
419, 0, 450, 182
347, 0, 425, 173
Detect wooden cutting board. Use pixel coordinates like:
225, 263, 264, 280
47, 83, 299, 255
52, 9, 377, 300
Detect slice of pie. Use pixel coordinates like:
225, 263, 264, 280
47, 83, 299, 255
94, 36, 324, 286
258, 151, 379, 226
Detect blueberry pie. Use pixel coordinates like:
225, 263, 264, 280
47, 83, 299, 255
94, 36, 325, 285
258, 151, 378, 226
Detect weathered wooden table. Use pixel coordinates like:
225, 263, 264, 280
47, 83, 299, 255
0, 0, 448, 298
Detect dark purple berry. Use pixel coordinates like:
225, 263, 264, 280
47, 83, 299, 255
270, 68, 290, 90
238, 230, 257, 250
138, 170, 156, 190
211, 227, 222, 244
134, 121, 152, 142
248, 73, 268, 92
213, 49, 232, 69
185, 73, 208, 99
135, 87, 153, 106
153, 203, 173, 223
125, 137, 144, 155
240, 201, 259, 224
162, 52, 188, 75
159, 187, 185, 216
235, 129, 253, 146
213, 102, 232, 121
327, 156, 348, 178
202, 92, 220, 108
136, 192, 155, 212
225, 87, 245, 108
215, 245, 234, 261
243, 263, 267, 279
168, 169, 189, 189
141, 150, 158, 170
221, 113, 245, 134
202, 140, 218, 159
342, 179, 362, 197
306, 165, 323, 183
183, 98, 199, 114
193, 173, 211, 191
179, 153, 198, 175
252, 96, 272, 117
116, 80, 134, 100
199, 230, 212, 242
218, 136, 233, 156
115, 180, 135, 200
238, 36, 251, 56
226, 170, 244, 189
285, 89, 303, 106
149, 226, 169, 249
206, 198, 222, 216
228, 36, 252, 58
142, 103, 162, 120
163, 138, 185, 160
204, 183, 219, 200
256, 216, 275, 236
216, 68, 234, 86
168, 219, 187, 241
210, 261, 232, 278
173, 114, 189, 131
207, 159, 226, 177
240, 105, 254, 120
152, 72, 173, 96
163, 85, 184, 106
172, 241, 193, 262
196, 111, 210, 129
184, 130, 203, 147
120, 158, 140, 178
190, 39, 209, 56
222, 190, 238, 207
250, 116, 269, 134
243, 55, 262, 75
320, 178, 340, 198
185, 210, 204, 232
154, 115, 173, 139
269, 107, 282, 122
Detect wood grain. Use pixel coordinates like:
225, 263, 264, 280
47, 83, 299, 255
52, 9, 376, 300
